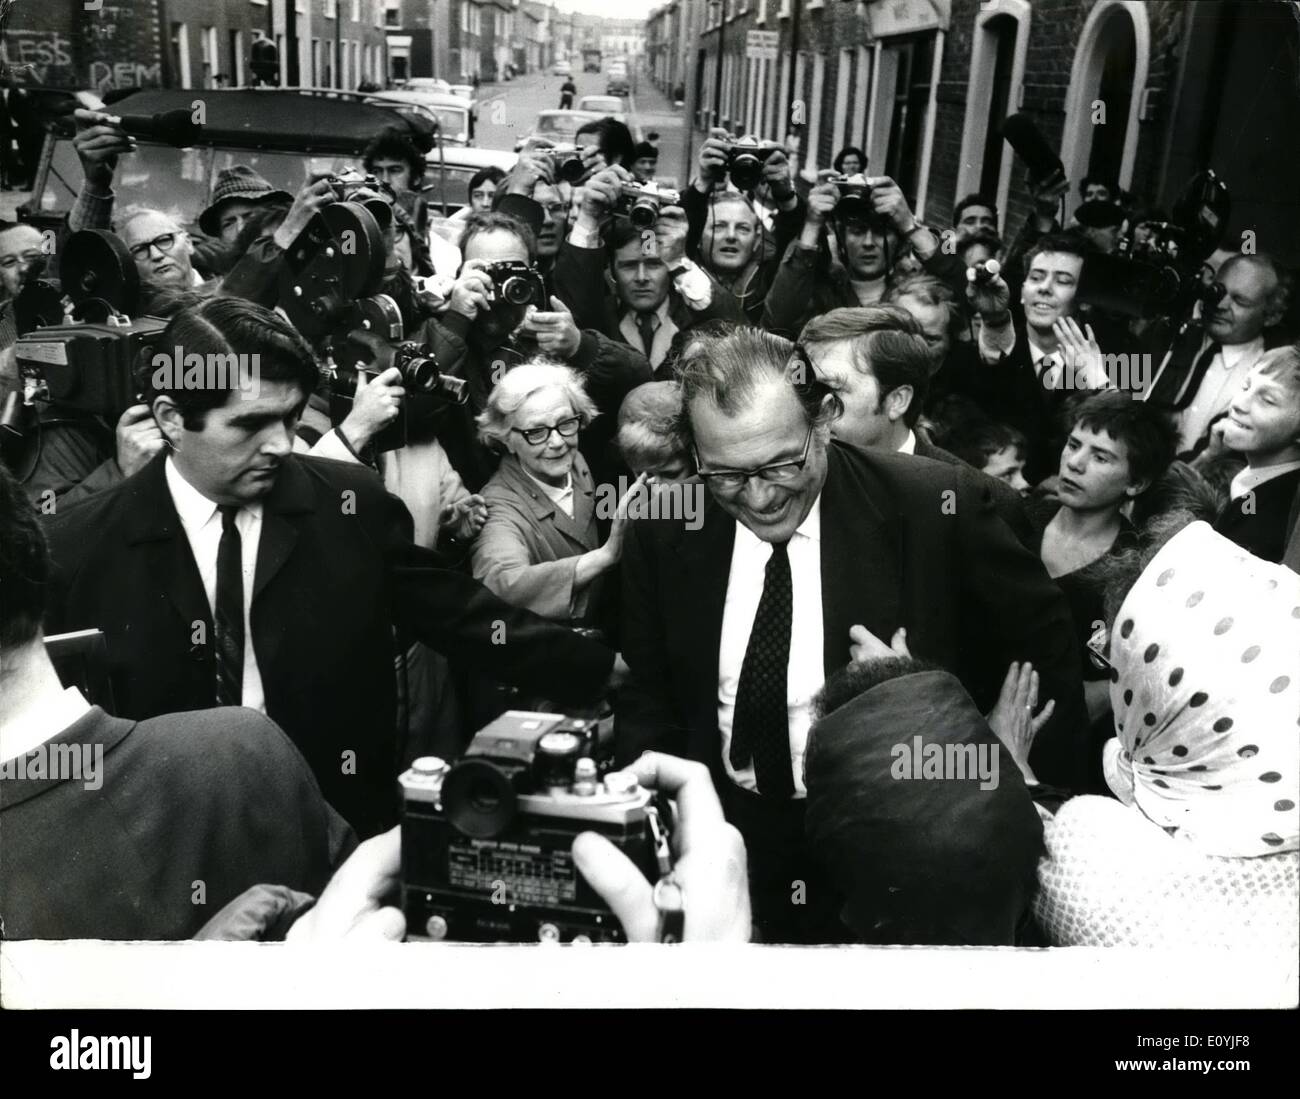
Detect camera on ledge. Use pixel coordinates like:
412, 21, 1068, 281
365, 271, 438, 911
277, 196, 464, 452
539, 143, 586, 184
481, 260, 547, 307
616, 181, 680, 230
1075, 169, 1231, 320
2, 230, 166, 465
399, 710, 669, 943
725, 136, 783, 191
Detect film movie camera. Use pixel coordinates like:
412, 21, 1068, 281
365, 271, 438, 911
480, 260, 547, 307
276, 191, 466, 452
724, 137, 784, 191
616, 180, 681, 230
399, 710, 674, 943
1075, 170, 1232, 320
2, 230, 167, 462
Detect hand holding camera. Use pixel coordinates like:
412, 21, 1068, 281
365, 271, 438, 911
616, 180, 683, 232
447, 265, 494, 319
72, 109, 136, 192
570, 752, 752, 943
114, 403, 166, 478
695, 128, 732, 192
579, 165, 630, 221
273, 177, 341, 252
965, 258, 1011, 319
804, 179, 842, 226
861, 175, 917, 236
522, 295, 581, 360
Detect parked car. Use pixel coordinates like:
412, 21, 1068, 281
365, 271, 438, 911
552, 59, 572, 77
19, 88, 434, 236
577, 95, 624, 115
405, 78, 453, 94
364, 90, 477, 146
514, 109, 606, 150
605, 75, 630, 96
447, 84, 476, 102
421, 145, 517, 218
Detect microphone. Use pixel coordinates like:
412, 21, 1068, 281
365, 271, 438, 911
115, 109, 203, 148
1000, 113, 1065, 188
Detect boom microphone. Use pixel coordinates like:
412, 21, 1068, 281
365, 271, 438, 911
116, 109, 203, 148
1000, 113, 1065, 188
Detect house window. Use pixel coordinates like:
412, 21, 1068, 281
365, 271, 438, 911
170, 23, 191, 89
200, 26, 218, 88
229, 29, 245, 86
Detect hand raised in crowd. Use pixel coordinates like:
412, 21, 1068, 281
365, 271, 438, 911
72, 108, 135, 191
341, 364, 405, 449
522, 295, 582, 359
578, 164, 630, 221
652, 205, 690, 270
804, 180, 841, 225
502, 149, 554, 196
965, 262, 1012, 319
571, 752, 752, 943
985, 661, 1055, 785
848, 623, 912, 665
603, 471, 649, 566
285, 827, 406, 942
446, 264, 494, 320
577, 141, 607, 181
761, 147, 797, 203
862, 175, 919, 235
1028, 173, 1070, 226
1053, 316, 1109, 389
439, 493, 489, 541
273, 177, 340, 251
695, 128, 732, 191
412, 273, 456, 314
114, 403, 166, 477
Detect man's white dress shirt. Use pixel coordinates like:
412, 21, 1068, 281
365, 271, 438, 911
717, 495, 825, 797
164, 458, 266, 712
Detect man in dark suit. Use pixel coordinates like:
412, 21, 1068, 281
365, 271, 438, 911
615, 327, 1088, 941
800, 304, 1034, 547
1210, 346, 1300, 567
42, 298, 618, 838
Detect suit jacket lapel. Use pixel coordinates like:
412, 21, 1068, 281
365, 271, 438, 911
819, 444, 902, 679
123, 455, 211, 634
254, 456, 315, 600
497, 455, 599, 551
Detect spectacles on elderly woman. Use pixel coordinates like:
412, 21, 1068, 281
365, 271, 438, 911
513, 415, 581, 446
1086, 623, 1114, 674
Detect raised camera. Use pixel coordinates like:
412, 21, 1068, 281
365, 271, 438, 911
725, 137, 783, 191
324, 169, 394, 203
540, 143, 586, 184
482, 260, 546, 307
616, 181, 681, 230
399, 710, 667, 943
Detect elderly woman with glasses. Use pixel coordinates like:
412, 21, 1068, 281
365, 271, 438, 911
472, 360, 646, 626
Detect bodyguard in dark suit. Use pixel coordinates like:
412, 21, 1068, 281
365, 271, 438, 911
43, 299, 616, 838
615, 328, 1088, 941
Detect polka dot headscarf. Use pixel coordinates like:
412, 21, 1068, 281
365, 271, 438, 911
1104, 522, 1299, 858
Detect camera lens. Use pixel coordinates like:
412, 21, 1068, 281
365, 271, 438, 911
629, 200, 658, 230
730, 153, 762, 191
557, 156, 585, 184
441, 758, 518, 838
399, 353, 440, 392
501, 275, 535, 306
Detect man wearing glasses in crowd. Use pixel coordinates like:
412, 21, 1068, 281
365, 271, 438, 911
615, 327, 1088, 943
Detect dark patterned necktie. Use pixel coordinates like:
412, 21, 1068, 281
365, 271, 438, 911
1171, 340, 1223, 411
730, 540, 794, 797
636, 312, 658, 360
214, 505, 244, 706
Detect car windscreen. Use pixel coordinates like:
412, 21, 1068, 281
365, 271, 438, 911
38, 140, 364, 230
535, 115, 584, 138
419, 165, 479, 213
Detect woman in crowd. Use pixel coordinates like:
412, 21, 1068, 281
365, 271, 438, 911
1028, 390, 1177, 790
832, 145, 867, 176
1018, 517, 1299, 952
472, 361, 644, 628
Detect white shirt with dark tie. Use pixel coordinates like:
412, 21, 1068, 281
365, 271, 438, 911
716, 495, 825, 797
618, 297, 677, 369
164, 457, 266, 713
1177, 335, 1266, 454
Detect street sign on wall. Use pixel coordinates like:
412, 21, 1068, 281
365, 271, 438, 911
746, 30, 779, 61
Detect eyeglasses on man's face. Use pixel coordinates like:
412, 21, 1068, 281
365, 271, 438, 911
128, 233, 182, 259
513, 415, 582, 447
693, 423, 815, 492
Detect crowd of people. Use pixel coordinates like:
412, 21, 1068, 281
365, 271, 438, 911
1, 107, 1297, 951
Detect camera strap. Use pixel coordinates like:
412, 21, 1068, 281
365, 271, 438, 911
646, 804, 684, 944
